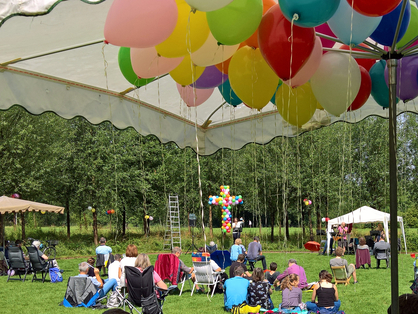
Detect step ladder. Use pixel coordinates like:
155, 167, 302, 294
163, 194, 181, 251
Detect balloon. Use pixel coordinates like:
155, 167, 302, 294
131, 47, 183, 79
104, 0, 178, 48
191, 32, 240, 67
315, 23, 337, 49
191, 66, 228, 89
92, 208, 96, 213
207, 0, 263, 45
245, 0, 277, 48
12, 193, 20, 199
328, 0, 382, 45
258, 4, 316, 81
118, 47, 155, 87
384, 56, 418, 102
229, 46, 280, 110
284, 37, 322, 88
348, 66, 372, 111
156, 0, 209, 58
397, 5, 418, 49
88, 206, 92, 210
149, 216, 154, 221
186, 0, 234, 11
370, 60, 397, 108
310, 52, 361, 117
370, 1, 410, 47
276, 82, 318, 127
170, 55, 205, 86
339, 44, 377, 71
218, 79, 243, 107
177, 84, 214, 107
145, 215, 150, 219
279, 0, 340, 28
347, 0, 402, 17
305, 201, 309, 205
41, 211, 46, 215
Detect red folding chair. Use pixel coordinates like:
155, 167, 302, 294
154, 253, 191, 295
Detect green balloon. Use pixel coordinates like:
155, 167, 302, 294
118, 47, 155, 87
207, 0, 263, 46
397, 5, 418, 49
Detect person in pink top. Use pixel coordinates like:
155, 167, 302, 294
337, 222, 348, 254
275, 259, 308, 289
135, 253, 168, 291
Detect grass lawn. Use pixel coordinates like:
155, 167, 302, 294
0, 251, 414, 314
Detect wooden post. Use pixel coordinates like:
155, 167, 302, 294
93, 210, 98, 246
21, 211, 25, 240
66, 198, 70, 239
209, 206, 213, 238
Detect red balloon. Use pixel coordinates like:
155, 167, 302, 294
340, 44, 377, 71
347, 0, 402, 17
245, 0, 277, 49
348, 66, 372, 111
258, 4, 316, 81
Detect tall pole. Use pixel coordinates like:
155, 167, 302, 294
388, 58, 399, 314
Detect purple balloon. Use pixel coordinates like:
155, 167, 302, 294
384, 56, 418, 102
191, 66, 228, 89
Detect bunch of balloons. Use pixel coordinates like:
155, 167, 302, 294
304, 198, 312, 206
104, 0, 418, 125
145, 215, 154, 221
87, 206, 96, 213
106, 209, 116, 215
208, 185, 243, 233
11, 193, 20, 199
321, 217, 330, 222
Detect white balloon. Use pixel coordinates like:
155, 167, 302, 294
88, 206, 92, 210
310, 52, 361, 117
186, 0, 234, 12
191, 32, 239, 67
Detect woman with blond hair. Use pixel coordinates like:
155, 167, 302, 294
119, 244, 138, 287
135, 253, 167, 290
280, 274, 304, 312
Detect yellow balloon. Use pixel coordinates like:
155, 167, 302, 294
156, 0, 210, 58
91, 208, 96, 213
229, 46, 279, 110
41, 211, 46, 215
170, 55, 205, 85
276, 82, 317, 127
316, 102, 324, 110
145, 215, 150, 219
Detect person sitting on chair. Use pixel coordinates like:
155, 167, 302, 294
172, 247, 204, 293
247, 236, 267, 270
224, 266, 249, 311
77, 262, 118, 298
230, 238, 245, 262
373, 234, 390, 268
206, 241, 218, 254
32, 240, 49, 261
330, 247, 358, 283
276, 259, 308, 289
135, 253, 168, 291
229, 254, 252, 279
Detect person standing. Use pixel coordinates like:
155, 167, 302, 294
247, 236, 267, 270
337, 222, 348, 253
232, 218, 244, 242
96, 237, 113, 274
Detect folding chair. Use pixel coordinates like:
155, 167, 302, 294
123, 266, 171, 314
247, 259, 259, 271
210, 250, 231, 270
27, 246, 50, 282
97, 253, 113, 276
62, 276, 101, 307
330, 265, 352, 286
191, 260, 224, 297
7, 246, 30, 282
375, 248, 390, 268
154, 253, 188, 295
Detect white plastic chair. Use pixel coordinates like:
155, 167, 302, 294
191, 261, 224, 298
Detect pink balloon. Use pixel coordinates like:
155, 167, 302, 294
131, 47, 183, 78
104, 0, 178, 48
315, 23, 336, 50
284, 37, 323, 88
176, 84, 214, 107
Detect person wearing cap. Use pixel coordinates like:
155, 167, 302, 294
276, 259, 308, 289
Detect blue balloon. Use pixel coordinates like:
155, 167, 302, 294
208, 201, 212, 204
328, 0, 381, 45
218, 79, 242, 107
370, 1, 411, 47
270, 81, 283, 104
370, 60, 399, 108
279, 0, 340, 28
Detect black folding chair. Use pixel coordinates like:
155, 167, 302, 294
123, 266, 171, 314
27, 246, 50, 282
7, 246, 30, 282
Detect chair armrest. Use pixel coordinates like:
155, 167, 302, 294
156, 285, 177, 297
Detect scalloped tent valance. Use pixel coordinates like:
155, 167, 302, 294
0, 196, 64, 214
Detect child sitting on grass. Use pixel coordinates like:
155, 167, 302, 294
265, 262, 280, 285
280, 274, 305, 312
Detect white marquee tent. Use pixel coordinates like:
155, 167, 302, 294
326, 206, 407, 254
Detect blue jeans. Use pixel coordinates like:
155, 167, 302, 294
99, 278, 118, 298
306, 300, 341, 313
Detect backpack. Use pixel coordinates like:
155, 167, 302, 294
230, 245, 243, 261
231, 302, 261, 314
106, 290, 123, 308
50, 267, 63, 283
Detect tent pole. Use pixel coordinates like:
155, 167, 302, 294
388, 58, 399, 314
1, 214, 4, 250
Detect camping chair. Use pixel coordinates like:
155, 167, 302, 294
330, 265, 352, 286
375, 248, 390, 268
7, 246, 30, 282
154, 253, 188, 295
27, 246, 50, 282
210, 250, 231, 270
96, 253, 113, 276
62, 276, 101, 307
191, 260, 224, 297
355, 246, 371, 269
123, 266, 171, 314
247, 258, 260, 271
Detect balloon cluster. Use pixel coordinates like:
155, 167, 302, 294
303, 198, 312, 206
87, 206, 96, 213
145, 215, 154, 221
321, 217, 330, 222
106, 209, 116, 215
104, 0, 418, 126
11, 193, 20, 199
208, 185, 243, 233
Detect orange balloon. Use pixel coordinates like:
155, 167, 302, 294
215, 43, 246, 74
245, 0, 277, 48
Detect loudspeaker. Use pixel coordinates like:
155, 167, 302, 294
189, 213, 196, 227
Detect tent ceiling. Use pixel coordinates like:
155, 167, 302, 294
0, 196, 64, 214
1, 0, 418, 155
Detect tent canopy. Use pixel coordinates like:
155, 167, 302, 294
326, 206, 407, 253
0, 196, 64, 214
